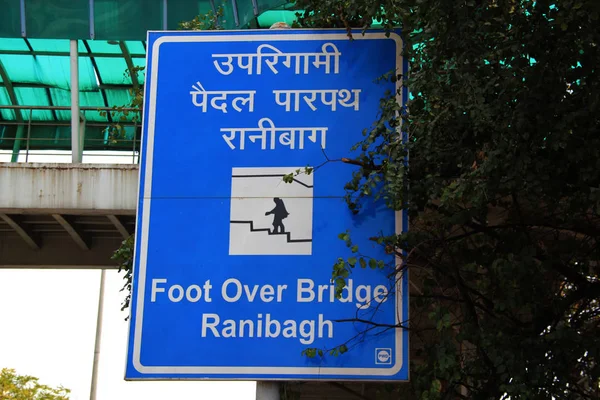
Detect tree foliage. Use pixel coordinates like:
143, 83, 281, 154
0, 368, 70, 400
112, 234, 134, 317
292, 0, 600, 398
178, 5, 226, 31
99, 65, 145, 145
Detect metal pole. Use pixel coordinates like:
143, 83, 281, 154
19, 0, 26, 37
0, 105, 138, 111
89, 0, 95, 40
25, 107, 32, 163
10, 125, 24, 162
231, 0, 240, 27
90, 269, 106, 400
256, 382, 280, 400
132, 125, 137, 164
70, 39, 81, 163
79, 112, 86, 160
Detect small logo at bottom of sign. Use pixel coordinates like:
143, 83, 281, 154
375, 348, 393, 365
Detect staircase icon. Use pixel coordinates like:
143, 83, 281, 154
229, 219, 312, 255
230, 220, 312, 243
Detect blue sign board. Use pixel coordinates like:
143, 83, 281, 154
127, 29, 408, 381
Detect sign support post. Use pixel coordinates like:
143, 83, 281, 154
256, 382, 280, 400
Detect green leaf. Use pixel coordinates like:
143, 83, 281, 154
338, 232, 350, 241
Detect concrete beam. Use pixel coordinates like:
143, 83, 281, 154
0, 213, 40, 249
107, 215, 131, 239
53, 214, 90, 250
0, 235, 122, 269
0, 163, 138, 214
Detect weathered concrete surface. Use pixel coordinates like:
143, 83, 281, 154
0, 163, 138, 268
0, 163, 138, 214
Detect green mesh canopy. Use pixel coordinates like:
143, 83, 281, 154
0, 37, 147, 151
0, 0, 295, 40
0, 0, 299, 153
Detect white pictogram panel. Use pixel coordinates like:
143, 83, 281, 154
229, 167, 313, 255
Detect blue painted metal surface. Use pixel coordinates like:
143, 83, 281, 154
127, 29, 408, 381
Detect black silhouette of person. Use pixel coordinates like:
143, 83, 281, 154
265, 197, 289, 234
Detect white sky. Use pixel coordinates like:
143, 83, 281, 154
0, 150, 256, 399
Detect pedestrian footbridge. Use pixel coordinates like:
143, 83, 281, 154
0, 162, 138, 268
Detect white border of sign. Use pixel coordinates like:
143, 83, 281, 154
131, 31, 405, 378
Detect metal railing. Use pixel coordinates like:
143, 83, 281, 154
0, 105, 141, 164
